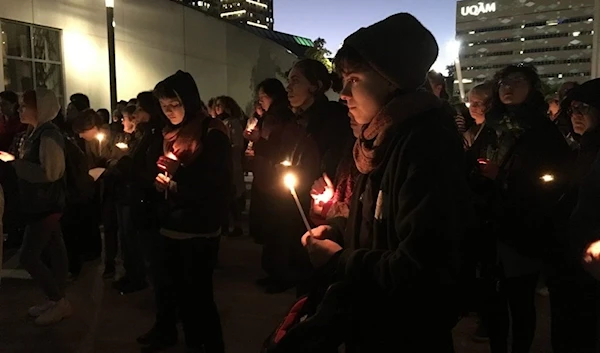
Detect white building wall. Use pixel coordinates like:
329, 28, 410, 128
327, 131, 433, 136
0, 0, 297, 112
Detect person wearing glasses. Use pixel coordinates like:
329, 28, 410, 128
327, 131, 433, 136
479, 65, 571, 353
548, 78, 600, 353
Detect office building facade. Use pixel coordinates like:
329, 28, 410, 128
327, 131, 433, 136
181, 0, 274, 30
456, 0, 595, 90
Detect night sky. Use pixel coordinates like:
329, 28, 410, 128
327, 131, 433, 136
274, 0, 457, 69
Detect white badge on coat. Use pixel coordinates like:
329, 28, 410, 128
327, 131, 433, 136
374, 190, 384, 221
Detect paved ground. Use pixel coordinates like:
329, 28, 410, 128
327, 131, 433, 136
0, 233, 553, 353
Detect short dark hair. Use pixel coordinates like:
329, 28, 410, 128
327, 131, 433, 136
72, 108, 103, 133
292, 59, 333, 94
69, 93, 90, 111
123, 105, 136, 117
0, 91, 19, 105
97, 108, 110, 123
334, 45, 372, 76
136, 91, 160, 118
256, 78, 287, 103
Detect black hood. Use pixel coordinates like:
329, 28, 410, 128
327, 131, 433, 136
155, 70, 202, 121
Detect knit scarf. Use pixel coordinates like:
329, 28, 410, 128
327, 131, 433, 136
163, 114, 228, 166
353, 91, 442, 174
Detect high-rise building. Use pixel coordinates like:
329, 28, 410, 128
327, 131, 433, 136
456, 0, 595, 90
181, 0, 274, 30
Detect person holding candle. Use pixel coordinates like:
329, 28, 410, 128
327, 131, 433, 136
0, 88, 71, 325
296, 14, 471, 351
546, 79, 600, 353
138, 70, 228, 353
72, 109, 127, 279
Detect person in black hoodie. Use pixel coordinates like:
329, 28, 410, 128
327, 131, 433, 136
137, 71, 228, 353
298, 14, 469, 351
481, 65, 571, 353
548, 78, 600, 353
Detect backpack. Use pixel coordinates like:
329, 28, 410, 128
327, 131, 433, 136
62, 135, 95, 205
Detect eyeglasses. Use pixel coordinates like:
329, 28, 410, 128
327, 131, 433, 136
568, 102, 592, 116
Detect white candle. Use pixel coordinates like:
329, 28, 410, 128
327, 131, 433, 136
284, 172, 313, 236
96, 132, 105, 157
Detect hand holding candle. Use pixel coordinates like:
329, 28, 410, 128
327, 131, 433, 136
0, 151, 15, 162
284, 172, 313, 236
157, 152, 179, 199
311, 173, 334, 204
584, 240, 600, 280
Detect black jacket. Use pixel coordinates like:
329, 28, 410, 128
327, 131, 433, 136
326, 98, 469, 350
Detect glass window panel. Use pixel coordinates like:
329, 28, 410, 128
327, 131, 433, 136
35, 62, 63, 103
0, 21, 32, 58
32, 27, 61, 62
3, 58, 34, 93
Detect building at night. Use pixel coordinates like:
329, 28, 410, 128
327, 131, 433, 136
456, 0, 595, 90
180, 0, 274, 30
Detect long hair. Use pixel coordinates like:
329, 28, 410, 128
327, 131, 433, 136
215, 96, 246, 121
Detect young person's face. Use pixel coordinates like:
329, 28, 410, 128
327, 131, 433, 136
468, 91, 488, 124
499, 73, 531, 106
0, 98, 16, 118
429, 80, 444, 98
214, 101, 224, 116
258, 87, 273, 112
547, 99, 560, 121
287, 67, 319, 109
122, 113, 135, 134
133, 104, 150, 124
571, 101, 600, 136
339, 68, 395, 125
18, 97, 37, 126
79, 127, 100, 141
159, 97, 185, 125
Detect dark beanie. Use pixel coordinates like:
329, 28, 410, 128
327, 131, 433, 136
342, 13, 439, 91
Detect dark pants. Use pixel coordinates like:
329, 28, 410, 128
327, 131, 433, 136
485, 273, 539, 353
221, 187, 244, 234
548, 268, 600, 353
61, 205, 86, 276
248, 186, 268, 244
151, 235, 224, 353
116, 204, 146, 283
261, 194, 312, 295
20, 214, 68, 301
101, 190, 118, 268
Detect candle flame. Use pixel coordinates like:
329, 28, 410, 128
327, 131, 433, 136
166, 152, 178, 161
586, 240, 600, 260
280, 160, 292, 167
115, 142, 128, 150
96, 132, 105, 142
541, 174, 555, 183
284, 173, 297, 190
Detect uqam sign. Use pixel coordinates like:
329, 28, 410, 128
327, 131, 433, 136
461, 2, 497, 16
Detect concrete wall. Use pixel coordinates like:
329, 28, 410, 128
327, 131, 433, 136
0, 0, 297, 112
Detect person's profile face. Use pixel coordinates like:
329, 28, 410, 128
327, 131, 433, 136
339, 68, 395, 126
286, 67, 319, 109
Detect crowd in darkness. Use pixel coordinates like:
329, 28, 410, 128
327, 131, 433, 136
1, 12, 600, 353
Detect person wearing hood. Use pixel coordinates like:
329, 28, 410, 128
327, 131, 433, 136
547, 78, 600, 353
478, 65, 571, 353
137, 71, 228, 353
0, 88, 71, 325
297, 14, 469, 351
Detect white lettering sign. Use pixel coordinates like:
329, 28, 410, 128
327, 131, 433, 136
461, 2, 497, 16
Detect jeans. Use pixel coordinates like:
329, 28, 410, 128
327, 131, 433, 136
20, 214, 68, 301
151, 235, 224, 352
116, 204, 146, 283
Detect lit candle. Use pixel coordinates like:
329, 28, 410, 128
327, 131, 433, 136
115, 142, 128, 150
540, 174, 555, 183
313, 187, 333, 204
96, 132, 105, 157
164, 152, 178, 200
280, 159, 292, 167
284, 172, 313, 236
585, 240, 600, 263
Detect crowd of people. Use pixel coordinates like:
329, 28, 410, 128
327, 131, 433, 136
0, 12, 599, 353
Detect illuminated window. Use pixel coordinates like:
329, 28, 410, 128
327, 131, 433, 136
0, 20, 64, 102
573, 31, 581, 36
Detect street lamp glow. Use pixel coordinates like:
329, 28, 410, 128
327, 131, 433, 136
446, 39, 461, 60
105, 0, 114, 8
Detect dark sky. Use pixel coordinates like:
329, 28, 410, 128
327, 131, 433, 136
274, 0, 457, 68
